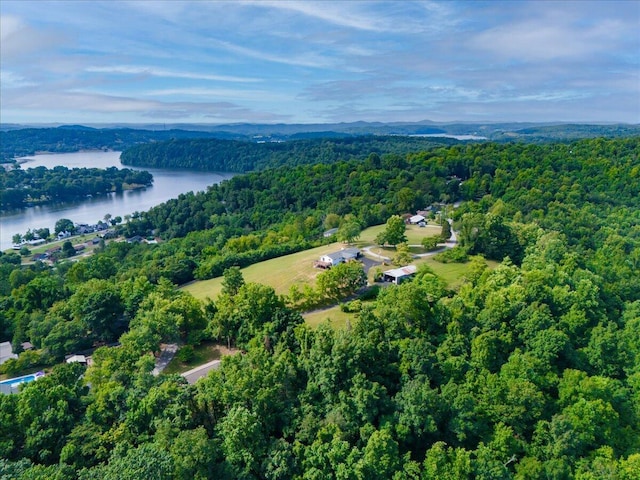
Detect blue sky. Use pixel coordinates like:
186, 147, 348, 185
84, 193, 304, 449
1, 0, 638, 125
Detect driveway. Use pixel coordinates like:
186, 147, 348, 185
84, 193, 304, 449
181, 359, 221, 384
152, 343, 178, 376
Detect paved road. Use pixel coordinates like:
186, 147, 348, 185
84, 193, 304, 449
181, 359, 221, 384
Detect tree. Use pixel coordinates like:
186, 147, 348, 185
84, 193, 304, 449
324, 213, 341, 230
377, 215, 407, 246
316, 261, 366, 302
62, 241, 75, 258
441, 219, 452, 241
392, 242, 414, 266
221, 266, 245, 297
55, 219, 74, 235
34, 228, 50, 240
12, 233, 23, 245
337, 216, 362, 244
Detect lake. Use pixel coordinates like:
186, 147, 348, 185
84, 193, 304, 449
1, 151, 235, 250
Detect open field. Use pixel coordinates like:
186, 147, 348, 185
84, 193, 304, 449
354, 222, 441, 247
302, 305, 355, 330
182, 242, 352, 300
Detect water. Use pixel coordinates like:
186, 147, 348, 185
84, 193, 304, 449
1, 151, 235, 250
0, 371, 45, 394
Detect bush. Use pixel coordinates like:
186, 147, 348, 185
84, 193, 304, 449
176, 345, 195, 363
340, 300, 363, 313
434, 246, 469, 263
359, 285, 380, 300
421, 236, 440, 251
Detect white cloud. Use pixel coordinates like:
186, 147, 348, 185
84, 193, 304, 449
85, 65, 260, 83
0, 14, 66, 60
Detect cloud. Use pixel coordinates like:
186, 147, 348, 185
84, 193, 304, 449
142, 87, 290, 102
1, 88, 287, 122
213, 39, 338, 69
0, 14, 66, 60
86, 65, 260, 83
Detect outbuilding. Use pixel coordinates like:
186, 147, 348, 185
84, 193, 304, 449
382, 265, 417, 284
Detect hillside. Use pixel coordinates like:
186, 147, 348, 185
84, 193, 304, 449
0, 136, 638, 478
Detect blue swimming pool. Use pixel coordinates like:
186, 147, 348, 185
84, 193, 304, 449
0, 371, 44, 391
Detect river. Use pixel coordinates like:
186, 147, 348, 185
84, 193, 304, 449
1, 151, 235, 250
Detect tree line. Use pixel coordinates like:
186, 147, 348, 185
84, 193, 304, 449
119, 136, 460, 172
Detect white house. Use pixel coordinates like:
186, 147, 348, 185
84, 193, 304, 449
319, 247, 362, 267
409, 214, 426, 224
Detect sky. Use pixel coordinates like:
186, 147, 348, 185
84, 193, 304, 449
1, 0, 639, 125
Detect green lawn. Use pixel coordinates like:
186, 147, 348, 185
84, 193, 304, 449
355, 222, 441, 246
182, 242, 353, 300
302, 305, 356, 330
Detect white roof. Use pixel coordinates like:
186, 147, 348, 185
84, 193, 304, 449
66, 354, 87, 364
409, 215, 425, 223
383, 265, 417, 278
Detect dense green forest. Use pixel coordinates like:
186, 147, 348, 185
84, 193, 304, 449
119, 136, 459, 172
0, 137, 639, 479
0, 127, 244, 163
0, 166, 153, 210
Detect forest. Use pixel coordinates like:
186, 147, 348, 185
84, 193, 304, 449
0, 166, 153, 211
119, 136, 459, 172
0, 127, 244, 163
0, 136, 638, 479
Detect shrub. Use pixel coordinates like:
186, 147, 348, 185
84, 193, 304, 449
434, 246, 469, 263
176, 345, 195, 363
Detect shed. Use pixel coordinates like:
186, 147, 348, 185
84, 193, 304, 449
382, 265, 417, 284
409, 214, 426, 224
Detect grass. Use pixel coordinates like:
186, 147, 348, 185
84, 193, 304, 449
302, 305, 356, 330
182, 242, 351, 300
162, 341, 236, 375
354, 222, 441, 247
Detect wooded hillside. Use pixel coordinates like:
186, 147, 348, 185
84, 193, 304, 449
0, 136, 638, 479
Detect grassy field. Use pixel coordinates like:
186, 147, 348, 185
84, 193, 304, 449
181, 223, 497, 328
182, 242, 351, 300
355, 222, 441, 246
302, 305, 355, 330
